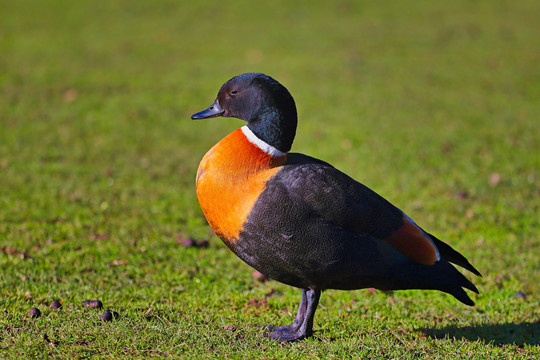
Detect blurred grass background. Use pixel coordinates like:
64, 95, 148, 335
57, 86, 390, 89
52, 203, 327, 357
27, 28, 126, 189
1, 0, 539, 358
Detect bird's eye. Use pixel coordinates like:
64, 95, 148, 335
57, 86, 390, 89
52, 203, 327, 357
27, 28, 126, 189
230, 90, 238, 95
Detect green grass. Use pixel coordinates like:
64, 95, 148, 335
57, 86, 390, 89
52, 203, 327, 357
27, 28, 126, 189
1, 0, 539, 358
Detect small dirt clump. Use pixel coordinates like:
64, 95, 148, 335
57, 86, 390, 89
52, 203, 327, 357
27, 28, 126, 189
83, 299, 104, 309
50, 300, 62, 309
101, 309, 119, 321
29, 307, 41, 319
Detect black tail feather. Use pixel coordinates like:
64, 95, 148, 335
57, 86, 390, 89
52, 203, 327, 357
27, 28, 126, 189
396, 259, 479, 306
444, 286, 475, 306
437, 260, 478, 305
453, 264, 479, 294
428, 233, 482, 277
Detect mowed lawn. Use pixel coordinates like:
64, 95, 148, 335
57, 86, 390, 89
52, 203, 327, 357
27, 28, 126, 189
1, 0, 539, 358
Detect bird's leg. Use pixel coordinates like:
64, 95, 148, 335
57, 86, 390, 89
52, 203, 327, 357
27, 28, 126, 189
264, 288, 321, 341
263, 288, 308, 332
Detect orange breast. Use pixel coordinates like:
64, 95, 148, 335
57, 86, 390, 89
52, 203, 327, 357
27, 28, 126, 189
196, 128, 286, 243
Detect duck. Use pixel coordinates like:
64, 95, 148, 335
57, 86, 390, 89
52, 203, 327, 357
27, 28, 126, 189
191, 72, 480, 341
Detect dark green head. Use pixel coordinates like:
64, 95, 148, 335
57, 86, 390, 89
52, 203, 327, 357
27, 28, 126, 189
192, 73, 298, 153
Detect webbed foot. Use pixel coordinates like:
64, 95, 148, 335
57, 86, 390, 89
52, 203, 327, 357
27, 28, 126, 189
264, 328, 310, 342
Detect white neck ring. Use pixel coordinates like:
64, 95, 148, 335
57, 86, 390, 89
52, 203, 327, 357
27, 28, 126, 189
241, 126, 286, 157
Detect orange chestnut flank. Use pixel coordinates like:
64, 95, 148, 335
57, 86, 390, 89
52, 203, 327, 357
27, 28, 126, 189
192, 73, 481, 342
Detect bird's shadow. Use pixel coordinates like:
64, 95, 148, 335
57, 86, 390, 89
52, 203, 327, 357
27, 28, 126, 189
418, 321, 539, 347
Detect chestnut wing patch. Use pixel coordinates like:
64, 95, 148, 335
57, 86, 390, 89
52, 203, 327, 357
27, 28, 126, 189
384, 215, 439, 265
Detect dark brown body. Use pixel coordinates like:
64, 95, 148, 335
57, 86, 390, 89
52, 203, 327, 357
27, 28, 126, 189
193, 72, 480, 341
198, 135, 478, 305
